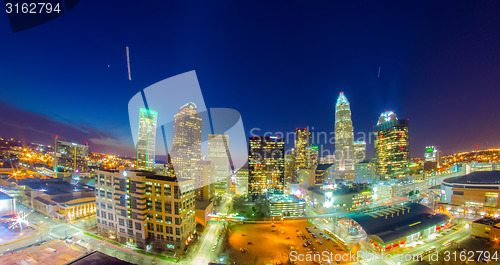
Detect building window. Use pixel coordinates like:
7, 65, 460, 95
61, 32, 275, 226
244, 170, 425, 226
165, 216, 172, 224
155, 214, 163, 222
155, 200, 162, 212
175, 227, 180, 235
156, 224, 164, 233
119, 218, 125, 226
108, 213, 113, 221
164, 202, 172, 214
135, 222, 142, 230
174, 186, 179, 199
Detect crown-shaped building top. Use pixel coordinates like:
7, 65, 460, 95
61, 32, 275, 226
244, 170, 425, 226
336, 92, 349, 106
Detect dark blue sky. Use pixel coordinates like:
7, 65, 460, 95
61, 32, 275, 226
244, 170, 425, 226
1, 0, 500, 158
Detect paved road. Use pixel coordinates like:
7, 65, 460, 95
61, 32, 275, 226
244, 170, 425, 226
2, 198, 234, 264
190, 221, 225, 265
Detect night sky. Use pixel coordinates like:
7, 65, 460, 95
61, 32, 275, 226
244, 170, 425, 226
1, 0, 500, 159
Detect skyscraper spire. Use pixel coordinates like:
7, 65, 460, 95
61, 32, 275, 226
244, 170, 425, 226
336, 92, 349, 108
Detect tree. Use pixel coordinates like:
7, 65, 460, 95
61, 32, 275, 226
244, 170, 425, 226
254, 199, 270, 218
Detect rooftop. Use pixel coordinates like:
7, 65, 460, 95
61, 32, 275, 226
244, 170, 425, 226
316, 163, 334, 171
66, 251, 133, 265
98, 169, 191, 183
443, 171, 500, 185
473, 217, 500, 226
34, 197, 56, 205
267, 194, 303, 204
350, 203, 449, 244
195, 200, 213, 210
18, 179, 91, 195
0, 191, 12, 201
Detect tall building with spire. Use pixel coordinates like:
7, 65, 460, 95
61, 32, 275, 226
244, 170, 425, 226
137, 108, 158, 171
171, 102, 202, 179
374, 111, 410, 179
334, 92, 355, 180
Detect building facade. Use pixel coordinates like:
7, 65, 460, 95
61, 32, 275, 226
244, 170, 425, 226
137, 108, 158, 171
95, 170, 195, 252
373, 177, 428, 201
354, 160, 376, 184
334, 92, 355, 180
294, 128, 312, 181
207, 134, 231, 194
424, 146, 441, 172
53, 136, 88, 174
374, 111, 410, 179
440, 171, 500, 212
266, 194, 305, 217
171, 102, 202, 179
248, 136, 285, 195
194, 160, 215, 201
235, 165, 249, 196
353, 141, 366, 163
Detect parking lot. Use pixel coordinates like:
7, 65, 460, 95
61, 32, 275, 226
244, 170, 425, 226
0, 239, 85, 265
227, 220, 348, 265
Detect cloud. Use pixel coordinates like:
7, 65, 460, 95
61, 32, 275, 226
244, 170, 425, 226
0, 102, 134, 155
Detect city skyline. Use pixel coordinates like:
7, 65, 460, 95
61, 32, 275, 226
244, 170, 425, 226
2, 1, 500, 158
3, 2, 500, 265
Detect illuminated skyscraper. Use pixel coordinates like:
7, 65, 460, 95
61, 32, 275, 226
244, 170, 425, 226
353, 141, 366, 162
235, 164, 249, 196
284, 152, 296, 184
53, 136, 88, 174
137, 108, 158, 171
171, 103, 202, 179
334, 92, 355, 180
374, 111, 410, 179
207, 134, 231, 194
294, 128, 312, 181
194, 160, 215, 201
248, 136, 285, 195
424, 146, 440, 171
